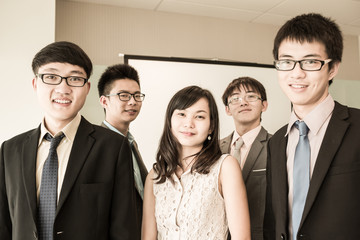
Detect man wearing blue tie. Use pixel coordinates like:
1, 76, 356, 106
264, 13, 360, 240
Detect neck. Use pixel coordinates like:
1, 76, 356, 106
44, 116, 71, 136
106, 118, 129, 136
235, 121, 260, 136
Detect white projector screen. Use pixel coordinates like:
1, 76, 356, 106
125, 55, 290, 169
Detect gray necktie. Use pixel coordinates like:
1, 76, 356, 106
292, 121, 310, 240
38, 132, 65, 240
233, 137, 244, 164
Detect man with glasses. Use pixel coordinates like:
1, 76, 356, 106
0, 41, 139, 239
98, 64, 148, 237
220, 76, 271, 240
264, 13, 360, 240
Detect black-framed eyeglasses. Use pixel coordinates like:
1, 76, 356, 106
274, 59, 332, 71
37, 73, 88, 87
106, 92, 145, 102
228, 94, 262, 105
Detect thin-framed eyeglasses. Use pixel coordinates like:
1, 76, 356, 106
106, 91, 145, 102
37, 73, 88, 87
274, 59, 332, 71
228, 94, 262, 105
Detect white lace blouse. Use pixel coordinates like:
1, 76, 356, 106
153, 154, 229, 240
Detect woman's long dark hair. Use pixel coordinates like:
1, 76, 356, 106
153, 85, 222, 183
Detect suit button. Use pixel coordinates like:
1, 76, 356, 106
280, 233, 285, 239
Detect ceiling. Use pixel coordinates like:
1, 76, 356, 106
62, 0, 360, 36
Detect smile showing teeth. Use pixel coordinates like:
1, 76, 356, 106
291, 84, 306, 89
54, 99, 71, 104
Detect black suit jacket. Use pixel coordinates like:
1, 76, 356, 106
220, 127, 271, 240
101, 122, 148, 234
264, 102, 360, 240
0, 117, 139, 240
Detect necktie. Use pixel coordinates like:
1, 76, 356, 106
233, 137, 244, 164
131, 141, 144, 199
292, 121, 310, 240
38, 132, 65, 240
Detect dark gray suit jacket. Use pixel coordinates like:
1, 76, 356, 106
264, 102, 360, 240
101, 122, 148, 234
220, 126, 271, 240
0, 117, 139, 240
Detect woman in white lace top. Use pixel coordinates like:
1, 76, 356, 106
142, 86, 250, 240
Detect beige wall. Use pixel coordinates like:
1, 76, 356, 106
0, 0, 55, 144
56, 1, 360, 81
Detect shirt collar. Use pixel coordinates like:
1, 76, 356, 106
285, 94, 334, 136
39, 113, 81, 145
102, 120, 134, 144
231, 124, 261, 147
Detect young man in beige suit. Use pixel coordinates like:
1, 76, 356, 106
98, 64, 148, 237
220, 77, 271, 240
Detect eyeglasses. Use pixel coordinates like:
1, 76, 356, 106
274, 59, 332, 71
37, 73, 88, 87
228, 94, 262, 105
106, 92, 145, 102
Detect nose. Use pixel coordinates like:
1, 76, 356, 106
55, 78, 71, 94
127, 95, 137, 105
239, 97, 249, 106
183, 117, 194, 128
290, 61, 306, 79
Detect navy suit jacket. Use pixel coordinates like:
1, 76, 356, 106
101, 122, 148, 235
264, 102, 360, 240
0, 117, 139, 240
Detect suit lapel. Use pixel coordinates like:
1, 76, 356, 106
242, 127, 267, 181
301, 103, 349, 226
270, 126, 289, 223
21, 127, 41, 223
56, 118, 95, 214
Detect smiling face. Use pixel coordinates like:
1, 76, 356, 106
100, 78, 142, 128
32, 62, 90, 132
277, 39, 339, 117
171, 98, 211, 155
225, 85, 267, 131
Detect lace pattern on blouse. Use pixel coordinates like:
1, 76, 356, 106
153, 154, 229, 240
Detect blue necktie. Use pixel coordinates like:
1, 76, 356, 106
292, 121, 310, 240
38, 133, 65, 240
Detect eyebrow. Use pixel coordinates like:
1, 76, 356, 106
279, 54, 322, 59
41, 68, 86, 76
117, 90, 141, 94
230, 90, 255, 97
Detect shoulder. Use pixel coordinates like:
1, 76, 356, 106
269, 124, 287, 142
2, 127, 39, 147
220, 154, 241, 174
334, 101, 360, 120
80, 117, 127, 142
220, 132, 233, 143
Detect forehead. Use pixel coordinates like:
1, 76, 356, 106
230, 85, 256, 96
278, 39, 327, 59
110, 78, 140, 92
38, 62, 86, 76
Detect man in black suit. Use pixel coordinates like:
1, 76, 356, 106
98, 64, 148, 235
264, 13, 360, 240
220, 76, 271, 240
0, 41, 139, 240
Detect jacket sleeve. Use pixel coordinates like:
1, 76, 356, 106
109, 139, 140, 240
0, 142, 12, 239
